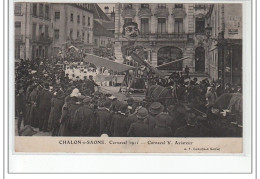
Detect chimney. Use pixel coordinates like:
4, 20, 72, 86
104, 6, 109, 14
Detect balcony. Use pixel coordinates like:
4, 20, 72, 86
154, 8, 169, 17
139, 33, 188, 41
137, 8, 152, 18
172, 8, 187, 18
32, 35, 53, 44
15, 35, 24, 43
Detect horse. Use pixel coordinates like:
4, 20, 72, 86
145, 84, 178, 107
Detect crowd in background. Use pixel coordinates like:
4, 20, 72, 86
15, 58, 242, 137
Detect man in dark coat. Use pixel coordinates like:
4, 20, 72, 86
85, 75, 99, 94
110, 102, 129, 137
96, 100, 112, 136
15, 89, 26, 131
28, 85, 39, 128
127, 107, 149, 137
147, 102, 164, 136
72, 97, 95, 136
151, 112, 173, 137
48, 90, 64, 136
174, 109, 209, 137
38, 83, 52, 131
167, 104, 187, 135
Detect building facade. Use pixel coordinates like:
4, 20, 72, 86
114, 3, 211, 73
90, 4, 115, 58
14, 2, 53, 61
52, 3, 94, 56
205, 4, 242, 85
14, 3, 94, 61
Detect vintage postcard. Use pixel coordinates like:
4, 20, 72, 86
12, 1, 248, 154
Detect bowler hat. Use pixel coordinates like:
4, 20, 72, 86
120, 102, 128, 113
136, 107, 148, 119
148, 102, 164, 115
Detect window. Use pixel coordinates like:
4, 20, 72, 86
94, 39, 98, 45
141, 4, 149, 8
124, 18, 132, 24
174, 18, 183, 33
158, 4, 166, 9
82, 32, 85, 40
15, 21, 21, 28
70, 29, 73, 39
15, 45, 20, 59
45, 5, 49, 19
39, 24, 43, 36
87, 33, 90, 43
77, 15, 80, 24
157, 18, 166, 34
39, 4, 43, 17
15, 3, 22, 15
33, 4, 37, 16
88, 17, 90, 26
77, 31, 80, 38
83, 16, 85, 25
32, 24, 37, 40
15, 22, 21, 35
141, 18, 149, 34
125, 4, 132, 9
45, 25, 49, 37
195, 18, 205, 34
54, 29, 59, 39
195, 4, 206, 10
71, 13, 74, 22
175, 4, 183, 8
55, 12, 60, 20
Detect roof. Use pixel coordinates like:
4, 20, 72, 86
102, 21, 115, 30
89, 4, 111, 21
93, 20, 114, 38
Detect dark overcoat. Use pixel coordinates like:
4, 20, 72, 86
96, 108, 112, 136
110, 113, 128, 137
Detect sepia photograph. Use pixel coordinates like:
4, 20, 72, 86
13, 2, 244, 153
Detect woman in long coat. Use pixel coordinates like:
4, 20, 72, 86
48, 90, 64, 136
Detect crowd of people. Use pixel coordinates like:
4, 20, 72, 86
15, 58, 242, 137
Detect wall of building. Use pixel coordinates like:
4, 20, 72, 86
52, 4, 94, 55
114, 3, 210, 73
14, 3, 94, 60
15, 2, 53, 60
206, 4, 242, 83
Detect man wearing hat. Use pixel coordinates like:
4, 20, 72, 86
72, 96, 95, 136
16, 88, 26, 131
110, 102, 129, 137
96, 100, 112, 136
58, 95, 82, 136
127, 107, 149, 137
38, 83, 52, 132
85, 75, 99, 94
47, 90, 64, 136
147, 102, 164, 136
151, 112, 173, 137
174, 108, 209, 137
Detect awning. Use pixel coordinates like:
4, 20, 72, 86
84, 53, 134, 73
